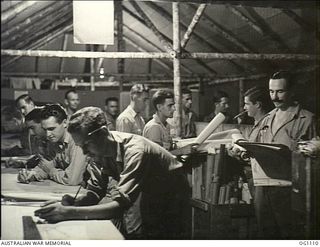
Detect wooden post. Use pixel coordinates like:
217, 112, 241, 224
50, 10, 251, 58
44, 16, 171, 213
173, 2, 182, 138
239, 79, 244, 114
59, 34, 68, 79
90, 45, 95, 91
116, 1, 124, 92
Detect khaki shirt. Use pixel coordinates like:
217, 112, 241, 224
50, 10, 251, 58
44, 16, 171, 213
116, 105, 145, 135
143, 114, 173, 150
33, 131, 88, 185
258, 104, 317, 150
86, 131, 184, 235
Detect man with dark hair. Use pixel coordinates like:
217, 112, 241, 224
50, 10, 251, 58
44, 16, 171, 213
243, 86, 274, 141
15, 94, 35, 117
17, 104, 88, 185
254, 71, 317, 239
104, 97, 119, 131
64, 89, 80, 119
35, 107, 189, 239
116, 84, 149, 135
204, 90, 231, 123
143, 89, 175, 150
177, 88, 197, 138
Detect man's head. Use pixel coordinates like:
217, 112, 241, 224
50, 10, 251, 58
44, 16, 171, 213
130, 84, 149, 113
213, 91, 229, 114
269, 71, 294, 110
105, 97, 119, 117
25, 108, 46, 137
15, 94, 35, 116
182, 88, 193, 111
152, 89, 175, 119
64, 89, 80, 112
68, 107, 109, 157
41, 104, 68, 143
244, 87, 273, 118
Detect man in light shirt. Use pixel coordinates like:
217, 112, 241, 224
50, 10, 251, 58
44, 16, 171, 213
143, 89, 175, 150
116, 84, 149, 135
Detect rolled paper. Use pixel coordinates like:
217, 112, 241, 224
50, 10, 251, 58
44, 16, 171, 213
207, 128, 240, 140
194, 112, 226, 145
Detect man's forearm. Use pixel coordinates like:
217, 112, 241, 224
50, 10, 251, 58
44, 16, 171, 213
68, 200, 122, 220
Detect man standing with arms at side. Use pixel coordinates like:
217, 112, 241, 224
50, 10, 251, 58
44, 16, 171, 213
64, 89, 80, 120
143, 89, 175, 150
255, 71, 317, 239
180, 88, 198, 138
104, 97, 119, 131
116, 84, 149, 135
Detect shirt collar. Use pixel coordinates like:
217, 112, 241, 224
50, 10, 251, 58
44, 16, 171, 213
126, 105, 138, 118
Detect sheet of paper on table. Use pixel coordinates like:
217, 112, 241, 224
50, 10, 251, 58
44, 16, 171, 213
1, 205, 124, 240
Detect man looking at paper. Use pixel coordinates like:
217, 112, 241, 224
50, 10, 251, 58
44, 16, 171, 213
254, 71, 317, 239
35, 107, 189, 239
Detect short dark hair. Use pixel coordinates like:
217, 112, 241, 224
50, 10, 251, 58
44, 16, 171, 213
270, 70, 294, 89
130, 84, 149, 96
181, 88, 192, 95
25, 108, 44, 123
213, 91, 229, 103
15, 94, 34, 105
152, 89, 174, 110
105, 97, 119, 106
41, 104, 67, 124
68, 107, 107, 135
244, 86, 273, 112
65, 89, 78, 99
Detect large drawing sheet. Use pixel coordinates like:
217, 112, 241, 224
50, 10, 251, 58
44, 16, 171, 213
237, 142, 292, 186
1, 205, 124, 240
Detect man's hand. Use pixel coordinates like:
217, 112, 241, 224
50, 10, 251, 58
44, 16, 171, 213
37, 157, 55, 176
34, 202, 69, 223
227, 143, 250, 163
17, 169, 39, 183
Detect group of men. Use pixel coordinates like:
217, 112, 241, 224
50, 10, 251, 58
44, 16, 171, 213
8, 70, 318, 239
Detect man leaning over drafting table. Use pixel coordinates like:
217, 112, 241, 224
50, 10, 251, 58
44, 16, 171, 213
35, 107, 189, 239
17, 104, 88, 185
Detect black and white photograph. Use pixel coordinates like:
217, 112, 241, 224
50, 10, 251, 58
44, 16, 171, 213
1, 0, 319, 243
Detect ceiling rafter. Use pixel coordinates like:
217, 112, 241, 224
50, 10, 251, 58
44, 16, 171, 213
180, 3, 207, 49
281, 9, 320, 41
1, 1, 62, 39
122, 24, 193, 74
244, 7, 292, 52
1, 22, 73, 69
1, 1, 37, 24
2, 3, 72, 48
144, 2, 249, 72
125, 2, 218, 75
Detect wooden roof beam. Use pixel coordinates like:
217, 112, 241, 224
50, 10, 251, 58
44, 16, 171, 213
1, 23, 73, 69
130, 1, 174, 53
1, 1, 37, 24
123, 4, 218, 74
2, 3, 72, 48
122, 24, 193, 74
12, 12, 72, 50
143, 2, 242, 73
244, 7, 292, 52
2, 50, 317, 61
180, 3, 207, 49
1, 1, 64, 40
226, 5, 264, 35
281, 9, 320, 41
